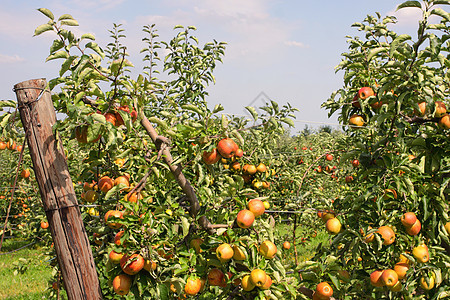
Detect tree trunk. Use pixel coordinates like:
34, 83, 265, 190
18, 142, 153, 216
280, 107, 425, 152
14, 78, 102, 299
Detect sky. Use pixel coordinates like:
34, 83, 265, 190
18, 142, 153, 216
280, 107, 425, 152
0, 0, 428, 133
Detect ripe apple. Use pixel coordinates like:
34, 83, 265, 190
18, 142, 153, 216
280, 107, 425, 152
315, 281, 333, 299
435, 100, 447, 118
20, 169, 30, 179
114, 175, 130, 188
208, 268, 225, 286
120, 253, 145, 275
243, 164, 257, 175
259, 240, 277, 259
236, 209, 255, 229
235, 148, 244, 158
282, 241, 291, 250
112, 274, 132, 295
351, 159, 360, 168
247, 199, 265, 217
241, 275, 255, 291
345, 175, 353, 183
370, 270, 384, 287
416, 101, 427, 116
401, 212, 417, 227
358, 87, 375, 100
98, 176, 114, 193
261, 275, 272, 290
445, 221, 450, 235
249, 269, 267, 287
420, 272, 435, 290
0, 141, 6, 150
326, 218, 342, 234
321, 212, 335, 222
412, 244, 429, 263
439, 113, 450, 129
184, 277, 202, 296
393, 262, 409, 280
124, 192, 142, 203
203, 148, 221, 165
377, 226, 395, 245
105, 210, 123, 229
109, 250, 124, 264
405, 219, 421, 236
232, 245, 246, 260
256, 163, 267, 173
263, 201, 270, 210
325, 154, 333, 161
114, 230, 125, 246
143, 259, 157, 271
352, 93, 361, 108
217, 138, 238, 158
216, 243, 234, 262
40, 221, 49, 229
381, 269, 398, 288
349, 114, 364, 127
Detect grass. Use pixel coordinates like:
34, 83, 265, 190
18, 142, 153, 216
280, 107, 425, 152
0, 238, 53, 300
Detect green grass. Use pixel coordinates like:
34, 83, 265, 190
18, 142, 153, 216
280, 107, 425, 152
0, 239, 53, 300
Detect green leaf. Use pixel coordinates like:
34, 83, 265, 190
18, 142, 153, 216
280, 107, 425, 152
434, 0, 450, 4
181, 104, 205, 116
59, 56, 77, 76
81, 33, 96, 41
58, 14, 74, 21
157, 283, 169, 300
85, 42, 105, 59
49, 40, 64, 54
148, 117, 168, 129
245, 106, 258, 120
37, 8, 54, 20
46, 51, 69, 62
367, 47, 387, 61
390, 34, 411, 57
221, 114, 228, 129
280, 117, 295, 127
213, 104, 224, 113
60, 19, 79, 27
430, 7, 450, 22
87, 123, 102, 143
396, 1, 422, 10
34, 24, 53, 36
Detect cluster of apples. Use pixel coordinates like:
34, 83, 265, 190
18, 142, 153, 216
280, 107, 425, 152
0, 139, 24, 152
235, 198, 266, 229
416, 100, 450, 129
203, 138, 271, 189
401, 212, 421, 236
348, 87, 377, 128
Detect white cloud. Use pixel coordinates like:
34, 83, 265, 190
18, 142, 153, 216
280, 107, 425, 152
285, 41, 308, 48
0, 54, 25, 64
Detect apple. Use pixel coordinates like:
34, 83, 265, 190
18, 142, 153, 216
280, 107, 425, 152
401, 212, 417, 227
184, 277, 202, 296
435, 101, 447, 118
405, 219, 421, 236
216, 243, 234, 262
325, 218, 342, 234
352, 159, 360, 168
208, 268, 225, 286
216, 138, 238, 158
235, 148, 244, 158
98, 176, 114, 193
412, 244, 429, 263
243, 164, 257, 175
358, 87, 375, 100
112, 274, 132, 295
325, 154, 333, 161
393, 262, 409, 280
445, 221, 450, 235
349, 114, 364, 127
232, 245, 246, 260
114, 175, 130, 188
105, 210, 123, 229
261, 275, 272, 290
345, 175, 353, 183
247, 199, 265, 217
420, 272, 435, 290
352, 93, 361, 108
439, 113, 450, 129
190, 238, 203, 254
20, 169, 30, 179
256, 163, 267, 173
416, 101, 427, 116
315, 281, 333, 299
259, 240, 277, 259
143, 259, 157, 271
84, 190, 99, 203
263, 201, 270, 210
381, 269, 398, 288
282, 241, 291, 250
377, 226, 395, 245
236, 209, 255, 229
109, 250, 124, 264
120, 253, 145, 275
241, 275, 255, 291
40, 221, 49, 229
249, 269, 267, 287
370, 270, 384, 287
203, 148, 221, 165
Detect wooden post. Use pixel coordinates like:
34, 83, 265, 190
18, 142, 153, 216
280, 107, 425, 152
14, 79, 102, 299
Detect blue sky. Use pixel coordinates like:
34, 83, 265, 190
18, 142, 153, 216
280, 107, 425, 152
0, 1, 425, 132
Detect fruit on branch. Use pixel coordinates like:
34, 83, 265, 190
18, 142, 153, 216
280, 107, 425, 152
20, 169, 30, 179
401, 212, 417, 227
109, 250, 124, 264
98, 176, 114, 193
249, 269, 267, 287
325, 218, 342, 234
256, 163, 267, 173
393, 263, 409, 280
241, 275, 255, 291
345, 175, 353, 183
420, 272, 435, 290
445, 222, 450, 235
415, 101, 427, 116
216, 243, 234, 262
261, 275, 272, 290
405, 220, 421, 236
105, 210, 123, 229
208, 268, 226, 287
232, 245, 246, 260
434, 101, 447, 118
439, 113, 450, 129
282, 241, 291, 250
114, 175, 130, 188
235, 148, 244, 158
259, 240, 277, 259
84, 190, 99, 203
349, 114, 364, 127
377, 226, 395, 245
114, 230, 125, 246
0, 141, 6, 150
412, 244, 429, 263
236, 209, 255, 229
112, 274, 132, 296
40, 221, 49, 229
217, 138, 238, 158
247, 199, 265, 217
358, 87, 375, 100
380, 269, 398, 288
203, 148, 221, 165
184, 277, 202, 296
124, 192, 142, 203
315, 281, 333, 299
143, 259, 157, 271
243, 164, 257, 175
370, 270, 384, 287
105, 112, 117, 126
120, 253, 145, 275
352, 94, 361, 108
325, 154, 333, 161
6, 140, 16, 150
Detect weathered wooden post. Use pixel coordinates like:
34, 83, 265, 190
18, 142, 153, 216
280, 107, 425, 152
14, 78, 102, 299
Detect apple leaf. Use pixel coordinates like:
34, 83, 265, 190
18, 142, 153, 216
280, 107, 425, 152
245, 106, 258, 120
430, 8, 450, 23
37, 8, 54, 20
390, 34, 411, 57
367, 47, 387, 61
45, 50, 69, 62
34, 23, 53, 36
396, 1, 422, 11
58, 14, 75, 21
